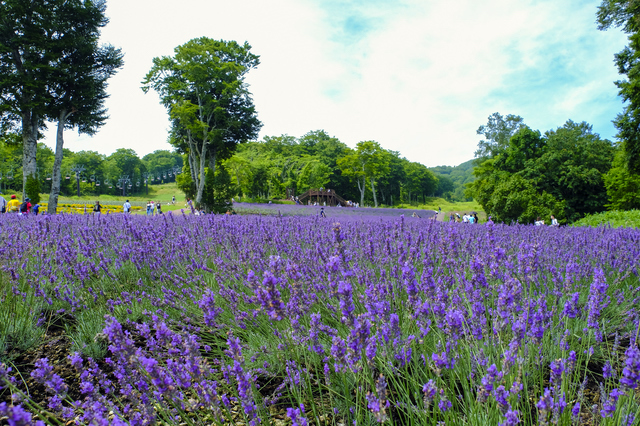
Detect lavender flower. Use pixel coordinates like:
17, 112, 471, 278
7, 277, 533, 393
286, 404, 308, 426
621, 344, 640, 390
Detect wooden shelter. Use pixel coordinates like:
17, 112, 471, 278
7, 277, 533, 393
297, 188, 349, 207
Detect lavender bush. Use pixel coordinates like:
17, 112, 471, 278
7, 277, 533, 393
0, 212, 639, 425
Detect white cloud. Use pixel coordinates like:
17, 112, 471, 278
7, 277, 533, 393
42, 0, 628, 166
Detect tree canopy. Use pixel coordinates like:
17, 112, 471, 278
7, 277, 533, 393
468, 114, 615, 224
597, 0, 640, 173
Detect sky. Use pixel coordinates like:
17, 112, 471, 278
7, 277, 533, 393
41, 0, 629, 167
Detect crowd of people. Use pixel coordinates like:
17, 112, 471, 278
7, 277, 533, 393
0, 193, 41, 215
449, 212, 480, 224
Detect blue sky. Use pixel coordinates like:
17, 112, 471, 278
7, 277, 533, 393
42, 0, 628, 167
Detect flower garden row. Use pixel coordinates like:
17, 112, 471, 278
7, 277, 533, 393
0, 213, 639, 425
35, 203, 143, 215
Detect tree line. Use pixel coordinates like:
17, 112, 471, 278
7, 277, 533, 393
0, 141, 183, 198
219, 131, 465, 207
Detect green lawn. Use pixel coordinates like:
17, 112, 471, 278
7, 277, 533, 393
36, 183, 184, 207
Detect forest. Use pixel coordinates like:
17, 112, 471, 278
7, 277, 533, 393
0, 131, 472, 206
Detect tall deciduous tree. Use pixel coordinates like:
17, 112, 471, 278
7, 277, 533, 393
46, 2, 123, 214
143, 37, 262, 208
0, 0, 53, 194
0, 0, 121, 203
475, 112, 526, 160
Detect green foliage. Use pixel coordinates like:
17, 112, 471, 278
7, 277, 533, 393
597, 0, 640, 173
430, 159, 475, 201
176, 161, 196, 201
604, 148, 640, 210
468, 117, 613, 224
572, 209, 640, 228
202, 164, 235, 213
143, 37, 261, 206
535, 121, 614, 222
226, 132, 444, 207
25, 175, 40, 204
484, 174, 565, 224
474, 112, 526, 160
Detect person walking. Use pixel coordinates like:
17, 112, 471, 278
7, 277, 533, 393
146, 201, 152, 216
7, 195, 20, 213
320, 207, 326, 218
123, 199, 131, 214
32, 201, 41, 215
156, 202, 162, 215
172, 195, 176, 204
20, 198, 32, 215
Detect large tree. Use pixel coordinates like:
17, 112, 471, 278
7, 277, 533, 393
46, 2, 123, 213
475, 112, 526, 160
0, 0, 121, 202
143, 37, 262, 208
597, 0, 640, 172
337, 141, 389, 207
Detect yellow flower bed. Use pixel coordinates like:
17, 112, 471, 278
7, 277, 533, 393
39, 203, 142, 215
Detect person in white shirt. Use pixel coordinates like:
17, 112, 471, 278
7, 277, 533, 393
123, 200, 131, 213
0, 193, 6, 213
550, 215, 559, 227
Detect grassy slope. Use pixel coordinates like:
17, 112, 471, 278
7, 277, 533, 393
572, 209, 640, 228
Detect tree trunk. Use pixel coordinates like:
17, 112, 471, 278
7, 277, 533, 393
21, 110, 39, 197
48, 109, 70, 214
357, 176, 365, 207
370, 177, 378, 208
194, 144, 208, 206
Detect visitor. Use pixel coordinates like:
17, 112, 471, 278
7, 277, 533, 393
320, 207, 326, 218
172, 195, 176, 204
411, 212, 420, 218
534, 216, 545, 226
463, 213, 469, 223
32, 201, 41, 215
469, 214, 475, 224
474, 213, 479, 224
20, 198, 32, 215
156, 202, 162, 215
7, 195, 20, 213
93, 201, 102, 215
146, 201, 152, 216
449, 213, 454, 222
123, 199, 131, 213
550, 215, 559, 227
0, 193, 6, 213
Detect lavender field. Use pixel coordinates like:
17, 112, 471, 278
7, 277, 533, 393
1, 213, 639, 426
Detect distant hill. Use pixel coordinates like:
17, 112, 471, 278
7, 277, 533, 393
429, 159, 475, 201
